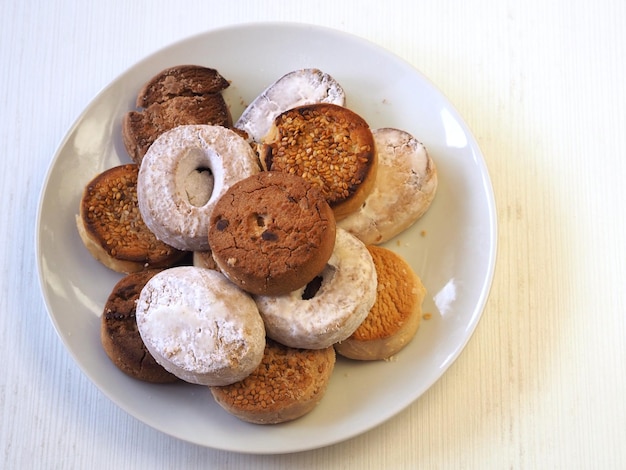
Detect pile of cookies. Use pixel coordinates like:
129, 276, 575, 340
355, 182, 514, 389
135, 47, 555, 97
78, 65, 437, 424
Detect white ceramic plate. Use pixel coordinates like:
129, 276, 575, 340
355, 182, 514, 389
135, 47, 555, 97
36, 22, 497, 454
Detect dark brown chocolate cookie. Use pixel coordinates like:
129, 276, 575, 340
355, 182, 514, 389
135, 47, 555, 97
101, 269, 179, 383
122, 65, 232, 164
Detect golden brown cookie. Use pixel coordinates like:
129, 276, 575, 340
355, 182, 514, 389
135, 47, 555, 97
208, 171, 336, 296
259, 103, 377, 220
101, 269, 178, 383
334, 245, 427, 360
210, 339, 336, 424
76, 164, 186, 273
122, 65, 232, 164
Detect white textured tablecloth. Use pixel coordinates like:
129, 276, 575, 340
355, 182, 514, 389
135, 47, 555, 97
2, 0, 625, 468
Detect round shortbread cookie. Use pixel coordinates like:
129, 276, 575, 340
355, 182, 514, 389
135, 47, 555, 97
259, 103, 377, 220
335, 245, 427, 360
235, 68, 345, 143
122, 65, 232, 164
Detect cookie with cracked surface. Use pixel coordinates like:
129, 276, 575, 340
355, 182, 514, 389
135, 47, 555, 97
100, 269, 179, 383
122, 65, 232, 164
334, 245, 427, 360
208, 171, 336, 296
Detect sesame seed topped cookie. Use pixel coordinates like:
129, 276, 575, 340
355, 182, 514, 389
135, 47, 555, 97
76, 164, 185, 273
259, 103, 377, 221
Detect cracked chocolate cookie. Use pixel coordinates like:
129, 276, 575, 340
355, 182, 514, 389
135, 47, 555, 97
122, 65, 232, 164
208, 171, 336, 296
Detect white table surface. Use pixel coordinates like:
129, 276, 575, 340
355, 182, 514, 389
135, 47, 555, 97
2, 0, 625, 468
